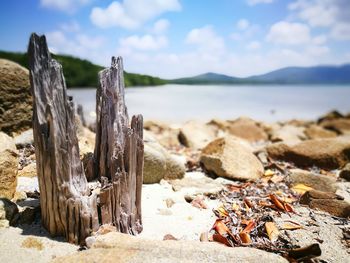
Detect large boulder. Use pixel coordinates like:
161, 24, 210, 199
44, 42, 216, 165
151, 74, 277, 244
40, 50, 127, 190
200, 137, 264, 181
179, 120, 217, 150
53, 232, 288, 263
267, 137, 350, 170
226, 117, 268, 142
0, 132, 18, 199
304, 125, 337, 139
0, 59, 32, 135
144, 132, 185, 184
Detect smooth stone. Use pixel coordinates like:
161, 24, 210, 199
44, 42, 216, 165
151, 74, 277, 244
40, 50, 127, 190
289, 168, 337, 192
53, 232, 288, 263
144, 133, 185, 184
13, 129, 34, 148
267, 137, 350, 170
178, 120, 217, 149
304, 125, 337, 139
226, 117, 268, 142
200, 136, 264, 181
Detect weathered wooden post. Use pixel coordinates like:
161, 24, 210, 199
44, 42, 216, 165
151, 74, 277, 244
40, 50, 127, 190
28, 33, 143, 244
94, 56, 144, 234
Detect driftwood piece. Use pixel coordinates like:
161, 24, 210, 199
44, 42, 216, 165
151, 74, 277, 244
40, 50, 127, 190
28, 33, 144, 244
28, 34, 99, 244
94, 57, 143, 234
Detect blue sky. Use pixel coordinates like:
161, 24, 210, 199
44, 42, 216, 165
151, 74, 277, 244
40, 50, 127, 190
1, 0, 350, 78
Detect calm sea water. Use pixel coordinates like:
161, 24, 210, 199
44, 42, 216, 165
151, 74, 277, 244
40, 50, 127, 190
68, 84, 350, 124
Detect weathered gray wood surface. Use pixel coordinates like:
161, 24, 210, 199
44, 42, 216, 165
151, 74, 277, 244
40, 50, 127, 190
94, 57, 143, 234
28, 33, 143, 244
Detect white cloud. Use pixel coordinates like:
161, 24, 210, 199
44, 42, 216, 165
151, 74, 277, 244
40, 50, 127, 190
331, 23, 350, 40
119, 43, 340, 79
231, 20, 260, 41
237, 19, 250, 31
289, 0, 350, 27
46, 30, 107, 65
312, 35, 327, 45
90, 0, 180, 29
266, 21, 311, 45
40, 0, 91, 13
246, 41, 261, 50
119, 34, 168, 51
306, 45, 330, 56
247, 0, 274, 6
60, 20, 80, 32
185, 26, 225, 52
152, 19, 170, 34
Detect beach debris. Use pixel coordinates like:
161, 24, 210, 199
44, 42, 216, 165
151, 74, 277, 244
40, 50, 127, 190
191, 195, 208, 209
265, 222, 279, 242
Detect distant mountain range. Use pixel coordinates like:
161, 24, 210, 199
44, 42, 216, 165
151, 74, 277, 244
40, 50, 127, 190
171, 64, 350, 85
2, 50, 349, 86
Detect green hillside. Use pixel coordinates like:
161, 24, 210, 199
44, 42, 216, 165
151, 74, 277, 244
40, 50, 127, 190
0, 51, 167, 88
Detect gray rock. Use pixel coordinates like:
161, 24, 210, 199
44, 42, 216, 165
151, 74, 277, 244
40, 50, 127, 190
200, 136, 264, 181
0, 198, 19, 227
14, 129, 34, 147
53, 232, 288, 263
144, 134, 185, 184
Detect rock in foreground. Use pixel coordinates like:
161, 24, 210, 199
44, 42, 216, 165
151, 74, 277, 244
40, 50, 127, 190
200, 137, 264, 181
53, 232, 287, 263
0, 132, 18, 199
144, 132, 185, 183
0, 59, 32, 135
267, 137, 350, 169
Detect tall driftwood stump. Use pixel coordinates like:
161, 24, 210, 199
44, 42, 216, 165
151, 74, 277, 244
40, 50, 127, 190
28, 33, 144, 244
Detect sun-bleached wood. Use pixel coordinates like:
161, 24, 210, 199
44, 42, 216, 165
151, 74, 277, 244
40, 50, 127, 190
94, 56, 143, 234
28, 33, 143, 244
